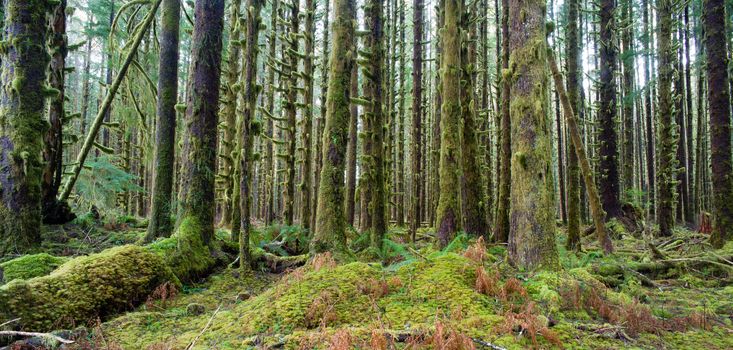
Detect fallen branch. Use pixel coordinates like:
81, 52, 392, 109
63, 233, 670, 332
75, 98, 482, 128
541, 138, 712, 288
472, 338, 508, 350
185, 303, 222, 350
0, 330, 74, 344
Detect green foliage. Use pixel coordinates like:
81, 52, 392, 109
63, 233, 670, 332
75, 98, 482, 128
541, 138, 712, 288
0, 253, 68, 283
74, 156, 144, 217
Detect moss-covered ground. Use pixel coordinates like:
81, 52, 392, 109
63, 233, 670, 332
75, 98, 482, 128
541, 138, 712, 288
2, 221, 732, 349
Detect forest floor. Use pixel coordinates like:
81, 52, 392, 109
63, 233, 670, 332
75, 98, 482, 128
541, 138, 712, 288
2, 217, 733, 350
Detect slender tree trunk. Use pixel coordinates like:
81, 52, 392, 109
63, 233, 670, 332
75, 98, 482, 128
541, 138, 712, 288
656, 0, 678, 237
704, 0, 733, 247
311, 0, 330, 230
409, 0, 423, 242
621, 0, 635, 198
565, 0, 581, 251
507, 0, 559, 269
0, 0, 53, 255
146, 0, 181, 242
311, 0, 356, 257
265, 0, 279, 225
598, 0, 621, 218
345, 62, 358, 226
493, 0, 510, 243
643, 0, 655, 217
300, 0, 316, 230
396, 2, 406, 227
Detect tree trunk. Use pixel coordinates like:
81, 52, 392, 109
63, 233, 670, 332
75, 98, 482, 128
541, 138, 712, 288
493, 0, 510, 244
311, 0, 356, 257
409, 0, 423, 242
179, 0, 225, 244
282, 1, 300, 226
507, 0, 559, 269
435, 0, 463, 248
0, 0, 53, 255
704, 0, 733, 247
598, 0, 621, 219
345, 62, 359, 226
621, 0, 635, 198
146, 0, 181, 242
311, 0, 330, 230
656, 0, 678, 237
565, 0, 581, 251
301, 0, 316, 230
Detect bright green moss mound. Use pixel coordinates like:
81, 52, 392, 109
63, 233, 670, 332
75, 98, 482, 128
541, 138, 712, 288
147, 217, 217, 282
0, 245, 177, 331
0, 253, 68, 283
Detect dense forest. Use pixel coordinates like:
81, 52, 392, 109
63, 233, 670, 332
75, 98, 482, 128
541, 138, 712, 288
0, 0, 733, 348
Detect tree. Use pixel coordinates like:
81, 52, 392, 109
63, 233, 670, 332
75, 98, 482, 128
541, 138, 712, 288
0, 0, 54, 255
621, 0, 635, 196
507, 0, 558, 269
178, 0, 226, 244
311, 0, 356, 256
301, 0, 317, 231
460, 0, 487, 238
410, 0, 423, 242
282, 0, 300, 226
435, 0, 463, 247
146, 0, 181, 242
565, 0, 581, 251
238, 0, 265, 269
363, 0, 387, 249
494, 0, 510, 243
704, 0, 733, 247
598, 0, 621, 218
656, 0, 678, 237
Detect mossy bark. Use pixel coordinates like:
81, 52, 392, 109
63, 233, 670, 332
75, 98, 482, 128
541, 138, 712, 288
0, 0, 53, 256
264, 0, 279, 225
493, 0, 510, 244
301, 0, 315, 230
364, 0, 387, 250
217, 0, 243, 230
409, 0, 423, 242
655, 0, 678, 237
621, 0, 635, 197
460, 2, 487, 238
146, 0, 181, 242
564, 0, 581, 251
282, 0, 299, 226
435, 0, 463, 248
704, 0, 733, 247
506, 0, 559, 270
598, 0, 621, 219
311, 0, 356, 257
179, 0, 225, 244
311, 0, 330, 230
41, 0, 72, 225
238, 0, 265, 270
642, 0, 655, 217
345, 62, 359, 226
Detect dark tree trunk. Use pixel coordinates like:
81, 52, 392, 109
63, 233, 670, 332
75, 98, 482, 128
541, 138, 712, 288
301, 0, 316, 230
598, 0, 621, 219
704, 0, 733, 247
493, 0, 510, 244
345, 62, 358, 226
565, 0, 581, 251
643, 0, 655, 218
179, 0, 225, 244
0, 0, 52, 255
146, 0, 181, 242
621, 0, 635, 198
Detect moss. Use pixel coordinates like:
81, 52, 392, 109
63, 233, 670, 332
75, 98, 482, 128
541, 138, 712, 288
0, 253, 68, 283
0, 245, 177, 331
147, 217, 216, 282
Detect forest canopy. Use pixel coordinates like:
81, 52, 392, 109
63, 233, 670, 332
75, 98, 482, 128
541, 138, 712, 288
0, 0, 733, 348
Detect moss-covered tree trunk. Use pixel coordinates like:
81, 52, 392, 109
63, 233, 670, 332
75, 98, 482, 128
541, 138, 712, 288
507, 0, 559, 269
704, 0, 733, 247
565, 0, 581, 251
146, 0, 181, 242
656, 0, 678, 237
493, 0, 510, 244
311, 0, 330, 230
621, 0, 635, 197
239, 0, 264, 270
598, 0, 621, 219
264, 0, 279, 226
41, 0, 73, 225
282, 0, 299, 226
364, 0, 387, 249
345, 61, 359, 226
0, 0, 53, 255
301, 0, 315, 230
409, 0, 423, 242
430, 0, 444, 226
642, 0, 655, 218
395, 2, 406, 227
217, 0, 242, 230
311, 0, 356, 257
460, 2, 487, 238
435, 0, 463, 248
179, 0, 225, 244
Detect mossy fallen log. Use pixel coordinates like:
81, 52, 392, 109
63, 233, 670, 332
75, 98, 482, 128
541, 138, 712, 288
0, 254, 69, 283
0, 245, 176, 331
0, 218, 225, 332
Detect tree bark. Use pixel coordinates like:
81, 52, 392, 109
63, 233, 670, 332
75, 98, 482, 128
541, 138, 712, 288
409, 0, 423, 242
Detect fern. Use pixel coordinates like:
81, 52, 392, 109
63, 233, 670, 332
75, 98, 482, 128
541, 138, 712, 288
442, 233, 470, 253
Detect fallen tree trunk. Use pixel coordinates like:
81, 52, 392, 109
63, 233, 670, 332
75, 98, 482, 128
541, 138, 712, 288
0, 218, 225, 332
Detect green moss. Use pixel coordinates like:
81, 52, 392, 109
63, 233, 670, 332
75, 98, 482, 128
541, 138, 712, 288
0, 253, 68, 283
0, 245, 177, 331
147, 217, 216, 283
